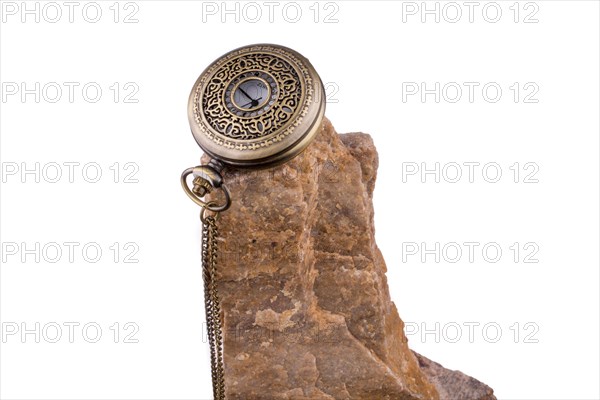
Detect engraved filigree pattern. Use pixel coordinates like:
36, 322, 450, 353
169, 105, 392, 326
193, 45, 315, 152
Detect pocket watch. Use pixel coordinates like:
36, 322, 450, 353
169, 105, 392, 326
181, 43, 325, 399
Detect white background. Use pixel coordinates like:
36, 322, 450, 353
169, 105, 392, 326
0, 1, 598, 399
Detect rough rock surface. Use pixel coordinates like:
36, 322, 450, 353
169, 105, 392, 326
204, 118, 495, 400
414, 352, 496, 400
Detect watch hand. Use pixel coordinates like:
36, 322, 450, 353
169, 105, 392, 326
241, 97, 262, 108
238, 87, 255, 101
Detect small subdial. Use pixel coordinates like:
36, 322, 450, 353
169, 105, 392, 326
225, 72, 277, 117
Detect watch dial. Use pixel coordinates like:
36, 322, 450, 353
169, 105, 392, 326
225, 71, 278, 118
232, 78, 270, 110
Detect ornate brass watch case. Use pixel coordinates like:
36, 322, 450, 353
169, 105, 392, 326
187, 43, 325, 169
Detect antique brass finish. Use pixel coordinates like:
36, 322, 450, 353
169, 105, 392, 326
201, 214, 224, 399
180, 166, 231, 212
188, 43, 325, 169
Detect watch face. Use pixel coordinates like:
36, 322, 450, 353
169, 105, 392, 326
228, 74, 274, 114
188, 44, 325, 169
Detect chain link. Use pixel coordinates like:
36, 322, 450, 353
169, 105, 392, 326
202, 215, 225, 400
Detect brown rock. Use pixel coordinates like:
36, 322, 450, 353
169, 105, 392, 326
414, 352, 496, 400
204, 118, 495, 400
